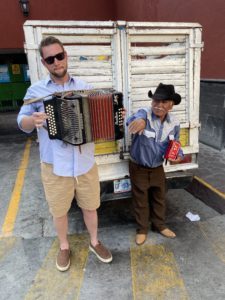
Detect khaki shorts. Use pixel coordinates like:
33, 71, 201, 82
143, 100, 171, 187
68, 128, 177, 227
41, 162, 100, 217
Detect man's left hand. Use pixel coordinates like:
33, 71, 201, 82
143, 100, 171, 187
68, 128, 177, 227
169, 156, 183, 164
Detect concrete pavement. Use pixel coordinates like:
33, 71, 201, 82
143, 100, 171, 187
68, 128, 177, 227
0, 135, 225, 299
188, 143, 225, 214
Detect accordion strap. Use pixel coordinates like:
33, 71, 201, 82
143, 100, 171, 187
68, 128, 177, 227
23, 94, 53, 105
23, 89, 107, 105
23, 90, 76, 105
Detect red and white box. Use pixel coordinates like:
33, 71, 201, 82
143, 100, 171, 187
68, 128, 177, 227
164, 140, 181, 164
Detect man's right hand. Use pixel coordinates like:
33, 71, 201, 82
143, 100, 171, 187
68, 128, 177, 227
21, 112, 48, 131
128, 119, 146, 135
32, 112, 48, 129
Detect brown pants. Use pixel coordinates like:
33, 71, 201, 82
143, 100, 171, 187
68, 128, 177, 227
129, 160, 166, 234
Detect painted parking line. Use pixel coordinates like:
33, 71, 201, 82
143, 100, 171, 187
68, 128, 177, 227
130, 242, 188, 300
194, 176, 225, 199
25, 234, 89, 300
1, 138, 32, 237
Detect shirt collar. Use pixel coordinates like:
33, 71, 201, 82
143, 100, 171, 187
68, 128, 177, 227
44, 74, 74, 86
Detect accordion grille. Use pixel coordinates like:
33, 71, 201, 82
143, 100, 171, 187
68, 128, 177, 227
60, 99, 84, 145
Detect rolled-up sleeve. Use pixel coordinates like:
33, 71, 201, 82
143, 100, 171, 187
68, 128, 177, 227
17, 88, 40, 133
126, 109, 148, 126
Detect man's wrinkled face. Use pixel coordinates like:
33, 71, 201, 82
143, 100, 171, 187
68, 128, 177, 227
151, 99, 174, 121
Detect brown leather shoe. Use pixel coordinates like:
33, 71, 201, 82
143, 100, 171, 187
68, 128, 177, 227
89, 241, 113, 263
160, 228, 176, 239
56, 248, 71, 271
135, 233, 147, 245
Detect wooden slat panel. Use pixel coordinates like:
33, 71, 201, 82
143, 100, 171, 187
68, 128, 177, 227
24, 20, 115, 27
35, 27, 48, 80
170, 112, 187, 123
131, 46, 186, 56
23, 26, 40, 83
67, 75, 113, 89
68, 68, 112, 76
127, 21, 201, 28
44, 35, 112, 44
131, 79, 185, 88
130, 93, 186, 102
130, 86, 186, 97
131, 100, 186, 111
131, 65, 185, 74
130, 35, 186, 43
132, 83, 186, 92
131, 87, 186, 96
65, 45, 112, 56
68, 60, 112, 69
131, 58, 185, 67
90, 82, 113, 89
111, 23, 123, 92
128, 28, 192, 35
40, 27, 114, 35
72, 75, 112, 83
131, 73, 185, 81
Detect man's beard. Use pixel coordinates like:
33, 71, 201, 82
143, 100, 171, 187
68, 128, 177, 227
51, 68, 67, 78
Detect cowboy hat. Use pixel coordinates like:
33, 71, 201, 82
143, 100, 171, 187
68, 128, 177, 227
148, 83, 181, 105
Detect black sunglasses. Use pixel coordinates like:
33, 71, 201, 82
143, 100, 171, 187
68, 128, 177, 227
44, 52, 65, 65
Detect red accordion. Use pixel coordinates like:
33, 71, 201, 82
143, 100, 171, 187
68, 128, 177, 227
164, 140, 181, 164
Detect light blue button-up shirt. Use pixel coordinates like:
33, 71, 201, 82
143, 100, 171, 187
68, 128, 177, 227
17, 75, 95, 177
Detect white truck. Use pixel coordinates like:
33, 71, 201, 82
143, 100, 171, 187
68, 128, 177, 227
23, 20, 203, 201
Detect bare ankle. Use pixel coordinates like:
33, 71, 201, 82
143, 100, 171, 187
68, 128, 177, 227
60, 243, 70, 250
90, 239, 98, 247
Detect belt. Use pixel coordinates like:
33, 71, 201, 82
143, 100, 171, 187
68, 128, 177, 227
129, 157, 162, 169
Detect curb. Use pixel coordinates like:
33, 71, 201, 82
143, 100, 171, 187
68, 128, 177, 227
186, 176, 225, 214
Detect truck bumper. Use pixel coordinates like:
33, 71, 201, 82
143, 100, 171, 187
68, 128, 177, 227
100, 171, 193, 202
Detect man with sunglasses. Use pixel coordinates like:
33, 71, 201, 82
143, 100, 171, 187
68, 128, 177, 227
17, 36, 112, 271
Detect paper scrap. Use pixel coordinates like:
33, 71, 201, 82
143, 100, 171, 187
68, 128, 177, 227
186, 212, 200, 222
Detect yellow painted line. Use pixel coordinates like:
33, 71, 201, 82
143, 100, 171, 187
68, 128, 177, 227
194, 176, 225, 200
199, 222, 225, 264
0, 237, 17, 261
1, 138, 32, 236
25, 234, 89, 300
130, 242, 188, 300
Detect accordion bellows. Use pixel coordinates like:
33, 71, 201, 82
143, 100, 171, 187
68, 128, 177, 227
44, 89, 124, 145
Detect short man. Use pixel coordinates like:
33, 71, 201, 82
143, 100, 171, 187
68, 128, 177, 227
127, 83, 183, 245
17, 36, 112, 271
